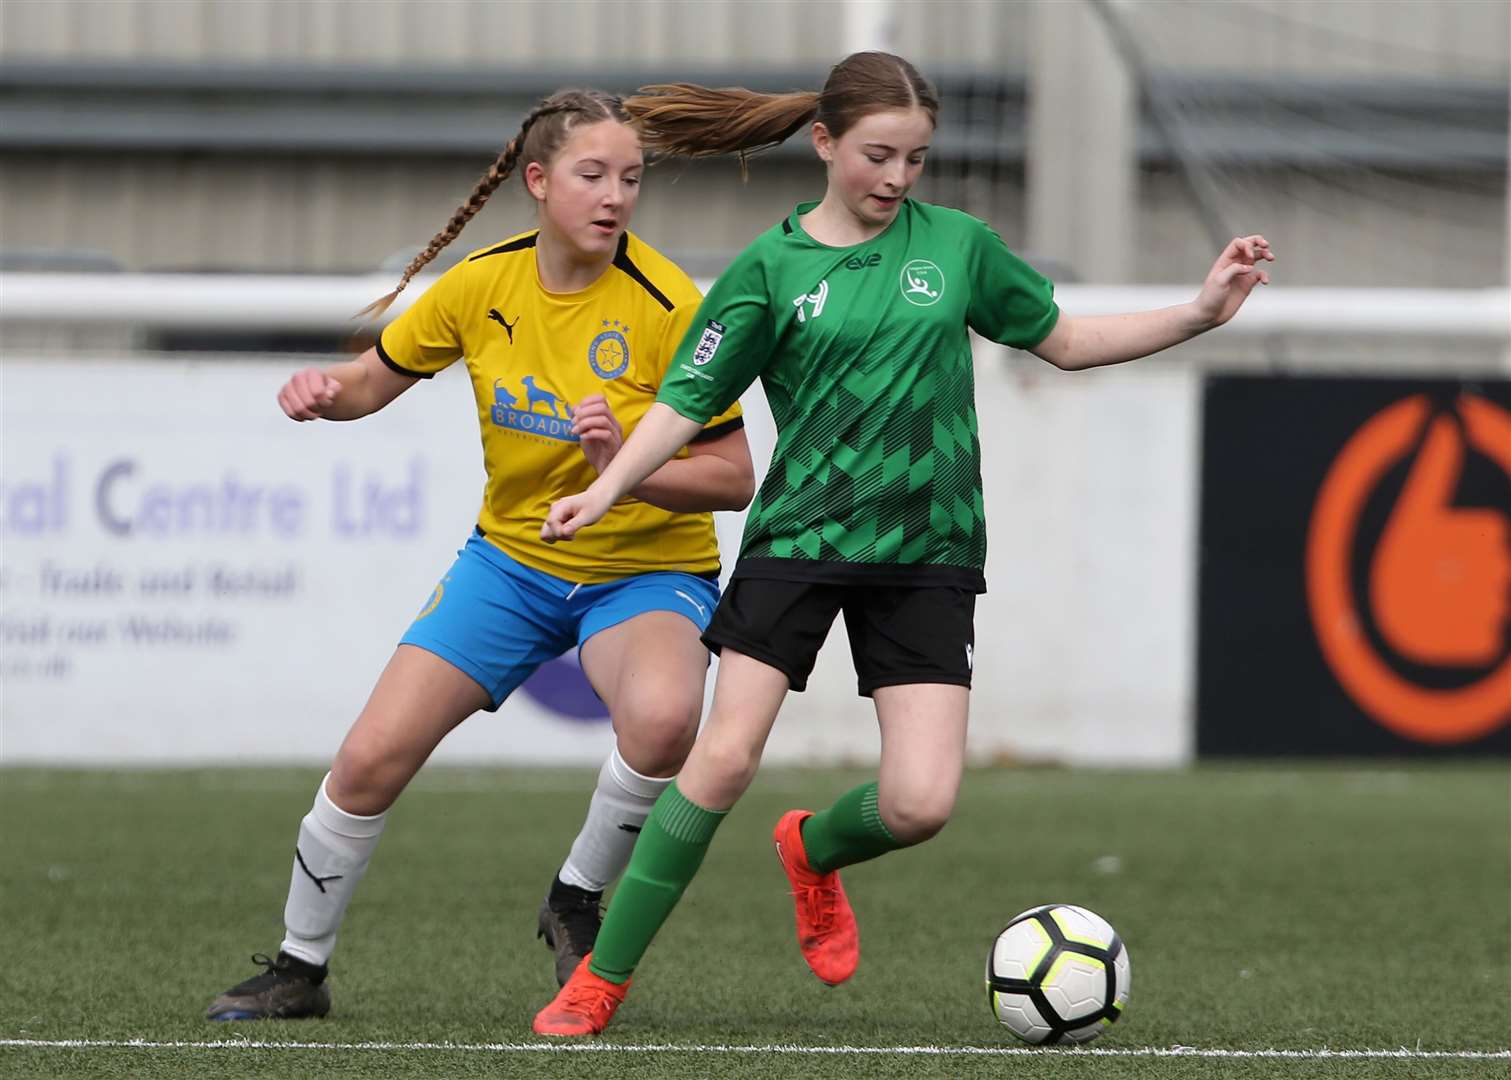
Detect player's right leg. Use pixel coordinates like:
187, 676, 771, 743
207, 532, 564, 1021
533, 648, 792, 1035
535, 578, 837, 1035
205, 646, 489, 1020
695, 579, 862, 986
538, 602, 711, 987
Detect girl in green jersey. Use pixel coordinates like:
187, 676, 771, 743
534, 51, 1274, 1036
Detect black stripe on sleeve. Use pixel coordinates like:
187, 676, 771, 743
468, 232, 538, 261
611, 233, 675, 312
690, 415, 745, 443
374, 334, 432, 379
781, 217, 794, 234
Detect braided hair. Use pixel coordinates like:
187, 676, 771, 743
358, 88, 631, 319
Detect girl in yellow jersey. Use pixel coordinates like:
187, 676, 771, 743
205, 89, 754, 1020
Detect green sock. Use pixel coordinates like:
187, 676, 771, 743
799, 781, 904, 873
588, 781, 726, 984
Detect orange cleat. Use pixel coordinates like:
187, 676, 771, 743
531, 954, 630, 1036
773, 809, 860, 986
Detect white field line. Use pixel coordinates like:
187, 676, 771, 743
1, 1039, 1508, 1060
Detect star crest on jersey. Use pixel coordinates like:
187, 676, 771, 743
589, 320, 631, 379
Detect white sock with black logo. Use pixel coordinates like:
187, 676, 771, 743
557, 747, 671, 892
279, 774, 386, 967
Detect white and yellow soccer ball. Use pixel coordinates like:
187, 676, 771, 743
985, 904, 1131, 1045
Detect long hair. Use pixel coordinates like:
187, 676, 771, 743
358, 88, 630, 319
624, 52, 938, 170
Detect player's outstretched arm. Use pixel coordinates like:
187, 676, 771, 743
572, 394, 755, 513
1031, 235, 1275, 372
640, 426, 757, 512
543, 402, 704, 541
276, 347, 419, 422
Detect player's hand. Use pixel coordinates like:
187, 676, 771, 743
542, 488, 614, 543
571, 395, 624, 475
1192, 235, 1274, 328
277, 368, 342, 421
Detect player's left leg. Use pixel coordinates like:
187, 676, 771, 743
575, 608, 712, 875
775, 587, 973, 982
872, 681, 970, 845
801, 585, 975, 871
768, 683, 967, 991
535, 576, 714, 985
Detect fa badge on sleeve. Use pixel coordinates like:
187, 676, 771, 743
692, 320, 726, 366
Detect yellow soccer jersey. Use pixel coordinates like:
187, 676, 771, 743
377, 230, 742, 584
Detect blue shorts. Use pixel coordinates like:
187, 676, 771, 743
401, 531, 720, 710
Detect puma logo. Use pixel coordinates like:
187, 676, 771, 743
295, 847, 344, 895
487, 308, 519, 344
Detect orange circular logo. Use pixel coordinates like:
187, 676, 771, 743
1305, 393, 1511, 744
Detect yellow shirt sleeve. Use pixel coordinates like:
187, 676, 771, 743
375, 261, 472, 378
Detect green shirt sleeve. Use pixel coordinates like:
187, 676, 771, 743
656, 249, 774, 424
966, 219, 1060, 350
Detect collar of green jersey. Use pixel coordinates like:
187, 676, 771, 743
787, 198, 912, 251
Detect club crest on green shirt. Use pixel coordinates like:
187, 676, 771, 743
899, 259, 945, 307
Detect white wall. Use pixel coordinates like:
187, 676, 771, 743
4, 0, 1506, 77
0, 348, 1198, 767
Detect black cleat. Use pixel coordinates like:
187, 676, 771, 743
537, 877, 604, 987
205, 952, 331, 1021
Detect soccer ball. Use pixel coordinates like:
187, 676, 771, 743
985, 904, 1131, 1045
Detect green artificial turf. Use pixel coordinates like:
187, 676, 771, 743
1, 763, 1507, 1079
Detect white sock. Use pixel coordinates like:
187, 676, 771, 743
557, 747, 671, 892
279, 774, 386, 966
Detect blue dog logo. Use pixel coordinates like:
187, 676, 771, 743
521, 376, 571, 418
491, 377, 578, 441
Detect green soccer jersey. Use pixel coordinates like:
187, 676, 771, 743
659, 198, 1059, 589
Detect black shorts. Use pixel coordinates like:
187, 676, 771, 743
703, 578, 976, 696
